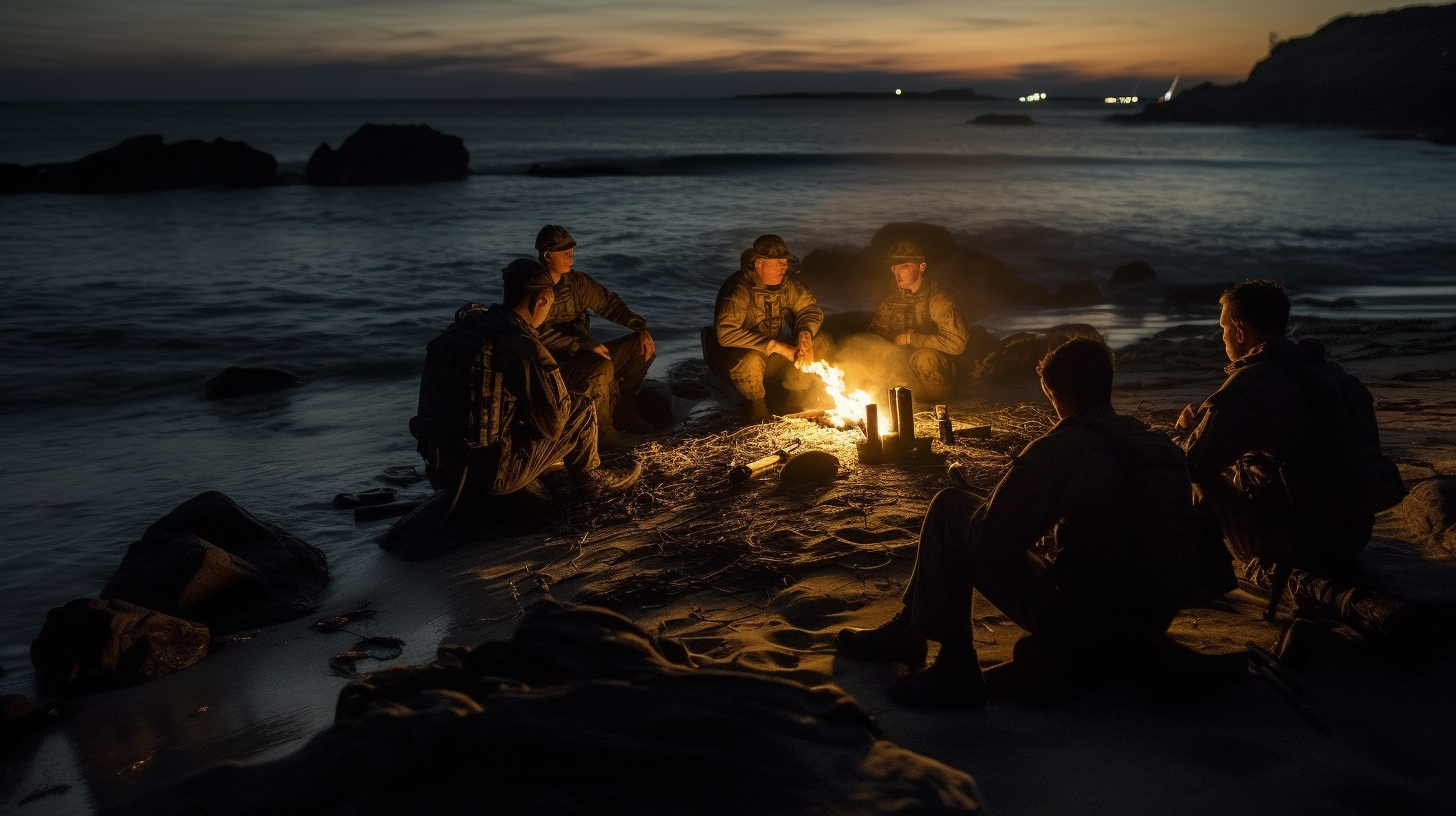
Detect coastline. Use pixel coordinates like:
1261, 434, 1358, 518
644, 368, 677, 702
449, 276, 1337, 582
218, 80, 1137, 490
5, 313, 1455, 814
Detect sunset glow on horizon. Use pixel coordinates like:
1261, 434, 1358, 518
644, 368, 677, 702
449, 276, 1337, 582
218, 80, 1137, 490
0, 0, 1426, 98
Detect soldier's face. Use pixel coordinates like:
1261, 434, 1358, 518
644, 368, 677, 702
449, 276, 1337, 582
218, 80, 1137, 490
528, 290, 555, 328
754, 258, 789, 286
542, 248, 574, 279
1220, 303, 1249, 361
891, 262, 926, 291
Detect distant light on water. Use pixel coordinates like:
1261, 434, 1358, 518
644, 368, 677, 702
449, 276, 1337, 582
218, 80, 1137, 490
1019, 92, 1047, 102
895, 88, 902, 95
1105, 96, 1140, 104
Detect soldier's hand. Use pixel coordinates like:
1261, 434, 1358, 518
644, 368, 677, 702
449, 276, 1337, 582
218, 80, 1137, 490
638, 330, 656, 360
768, 340, 797, 361
794, 331, 815, 365
1172, 404, 1199, 439
590, 343, 612, 361
894, 332, 913, 346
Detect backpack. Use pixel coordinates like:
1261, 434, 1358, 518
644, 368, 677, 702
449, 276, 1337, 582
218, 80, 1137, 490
408, 303, 513, 452
1070, 417, 1235, 613
1280, 340, 1406, 517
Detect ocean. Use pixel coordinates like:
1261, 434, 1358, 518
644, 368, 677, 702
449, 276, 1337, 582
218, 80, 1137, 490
2, 98, 1454, 696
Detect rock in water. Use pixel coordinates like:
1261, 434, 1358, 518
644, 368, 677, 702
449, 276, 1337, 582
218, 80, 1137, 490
304, 124, 469, 186
110, 601, 984, 815
204, 366, 299, 400
102, 492, 329, 633
1395, 477, 1456, 553
1108, 261, 1157, 291
30, 599, 209, 693
2, 135, 279, 194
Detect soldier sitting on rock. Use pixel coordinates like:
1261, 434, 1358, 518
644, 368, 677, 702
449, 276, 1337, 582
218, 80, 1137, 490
1172, 279, 1421, 652
534, 225, 657, 447
861, 240, 973, 402
838, 339, 1227, 708
702, 234, 828, 422
409, 259, 641, 505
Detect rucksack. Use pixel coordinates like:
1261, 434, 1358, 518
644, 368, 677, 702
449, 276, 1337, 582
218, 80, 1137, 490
1280, 340, 1406, 517
409, 303, 514, 452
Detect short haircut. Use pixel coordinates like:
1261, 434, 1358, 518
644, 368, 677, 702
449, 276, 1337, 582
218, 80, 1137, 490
1220, 280, 1290, 337
1037, 338, 1114, 412
503, 278, 552, 308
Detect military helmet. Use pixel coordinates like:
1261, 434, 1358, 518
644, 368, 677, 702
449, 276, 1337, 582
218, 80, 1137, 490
535, 224, 576, 254
887, 240, 926, 266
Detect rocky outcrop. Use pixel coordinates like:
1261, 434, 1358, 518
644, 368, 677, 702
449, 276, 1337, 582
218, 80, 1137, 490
204, 366, 300, 400
0, 135, 279, 194
109, 601, 984, 815
305, 124, 469, 186
974, 324, 1106, 380
1395, 477, 1456, 553
799, 222, 1104, 314
30, 599, 209, 693
1126, 4, 1456, 139
1108, 261, 1157, 291
102, 491, 329, 633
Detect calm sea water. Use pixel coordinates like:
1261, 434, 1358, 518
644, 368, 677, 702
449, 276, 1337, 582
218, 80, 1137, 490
2, 98, 1454, 694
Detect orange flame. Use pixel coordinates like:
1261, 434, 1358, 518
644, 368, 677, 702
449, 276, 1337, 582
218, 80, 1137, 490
798, 359, 888, 436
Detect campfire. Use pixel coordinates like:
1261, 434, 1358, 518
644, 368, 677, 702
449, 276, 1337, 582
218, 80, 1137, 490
796, 359, 888, 435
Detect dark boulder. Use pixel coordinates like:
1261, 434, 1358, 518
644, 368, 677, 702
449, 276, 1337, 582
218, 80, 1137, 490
109, 601, 983, 816
1125, 5, 1456, 134
102, 491, 329, 633
1109, 261, 1157, 291
1394, 477, 1456, 553
634, 379, 675, 430
974, 324, 1105, 380
13, 135, 279, 194
666, 358, 710, 400
30, 599, 209, 693
204, 366, 299, 400
305, 124, 469, 186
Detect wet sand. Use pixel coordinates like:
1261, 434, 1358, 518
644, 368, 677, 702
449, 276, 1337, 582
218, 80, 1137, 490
5, 318, 1456, 815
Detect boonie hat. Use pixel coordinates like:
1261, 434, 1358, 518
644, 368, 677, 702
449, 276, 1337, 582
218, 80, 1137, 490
501, 258, 554, 290
887, 240, 926, 266
535, 224, 577, 254
745, 234, 799, 267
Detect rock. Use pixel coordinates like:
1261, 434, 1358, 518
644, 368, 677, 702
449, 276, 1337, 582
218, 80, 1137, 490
634, 380, 675, 430
1165, 281, 1235, 308
5, 135, 279, 194
666, 358, 710, 400
1109, 261, 1157, 291
974, 325, 1105, 380
305, 124, 469, 186
332, 487, 398, 509
30, 599, 209, 693
1125, 5, 1456, 131
820, 310, 875, 340
111, 601, 983, 816
1394, 477, 1456, 553
102, 491, 329, 633
204, 366, 299, 400
969, 113, 1034, 125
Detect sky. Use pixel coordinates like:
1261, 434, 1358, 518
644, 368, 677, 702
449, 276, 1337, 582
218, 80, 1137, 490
0, 0, 1426, 99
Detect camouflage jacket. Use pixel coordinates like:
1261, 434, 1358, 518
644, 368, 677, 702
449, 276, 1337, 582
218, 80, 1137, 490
475, 305, 573, 452
713, 269, 824, 353
867, 278, 971, 355
535, 269, 647, 356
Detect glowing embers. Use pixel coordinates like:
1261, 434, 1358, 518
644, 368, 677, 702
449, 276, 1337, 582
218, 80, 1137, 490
797, 359, 885, 435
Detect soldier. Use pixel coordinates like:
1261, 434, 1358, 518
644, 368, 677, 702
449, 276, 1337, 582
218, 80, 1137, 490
865, 240, 972, 401
534, 225, 657, 445
409, 259, 641, 506
702, 234, 826, 422
838, 339, 1222, 708
1172, 280, 1415, 644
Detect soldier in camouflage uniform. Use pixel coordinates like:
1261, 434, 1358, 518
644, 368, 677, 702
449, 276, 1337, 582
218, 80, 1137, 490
534, 225, 656, 445
839, 339, 1221, 708
412, 259, 640, 502
702, 234, 827, 422
865, 240, 972, 401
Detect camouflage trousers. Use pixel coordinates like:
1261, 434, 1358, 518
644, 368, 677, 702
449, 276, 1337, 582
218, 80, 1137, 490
902, 488, 1172, 647
423, 393, 600, 498
849, 334, 958, 402
554, 333, 654, 434
701, 327, 830, 402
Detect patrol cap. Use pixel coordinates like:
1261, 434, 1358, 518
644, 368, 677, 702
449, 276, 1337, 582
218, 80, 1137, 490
887, 240, 926, 266
501, 258, 554, 290
535, 224, 576, 254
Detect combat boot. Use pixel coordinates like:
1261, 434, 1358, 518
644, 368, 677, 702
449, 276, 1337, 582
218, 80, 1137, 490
836, 612, 928, 669
887, 639, 985, 709
573, 460, 643, 499
613, 405, 657, 435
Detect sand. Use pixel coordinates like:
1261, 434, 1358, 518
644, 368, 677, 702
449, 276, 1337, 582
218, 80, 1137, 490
4, 319, 1455, 815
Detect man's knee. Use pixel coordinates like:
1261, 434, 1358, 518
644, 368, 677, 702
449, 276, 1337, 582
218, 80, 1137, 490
727, 351, 769, 397
909, 348, 955, 395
